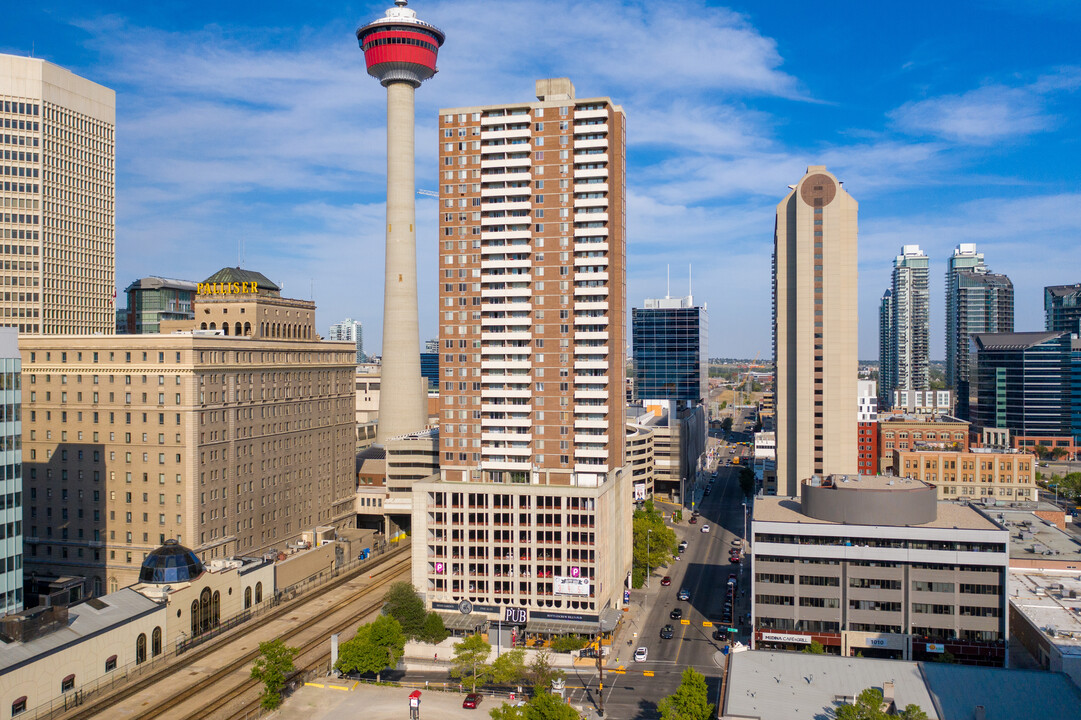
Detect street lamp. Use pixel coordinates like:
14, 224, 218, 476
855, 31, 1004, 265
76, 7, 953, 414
646, 529, 653, 588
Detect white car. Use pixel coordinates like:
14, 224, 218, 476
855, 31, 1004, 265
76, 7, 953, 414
634, 646, 649, 662
701, 525, 711, 533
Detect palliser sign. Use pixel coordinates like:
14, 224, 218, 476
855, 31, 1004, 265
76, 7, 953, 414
198, 282, 260, 295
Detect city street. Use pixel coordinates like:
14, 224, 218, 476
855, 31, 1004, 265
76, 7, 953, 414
565, 453, 752, 718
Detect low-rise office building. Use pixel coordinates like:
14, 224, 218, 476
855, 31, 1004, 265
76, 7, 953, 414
625, 421, 654, 501
1008, 570, 1081, 688
877, 414, 970, 472
886, 447, 1037, 501
752, 475, 1009, 665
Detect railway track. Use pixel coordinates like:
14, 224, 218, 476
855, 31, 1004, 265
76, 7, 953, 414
60, 545, 409, 720
134, 562, 410, 720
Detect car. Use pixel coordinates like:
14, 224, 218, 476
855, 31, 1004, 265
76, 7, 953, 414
670, 607, 683, 620
660, 576, 672, 586
660, 624, 674, 639
729, 554, 741, 564
731, 538, 743, 548
678, 540, 689, 550
712, 627, 726, 640
463, 693, 482, 709
728, 573, 737, 583
689, 516, 697, 525
634, 646, 649, 662
677, 588, 690, 601
701, 525, 711, 533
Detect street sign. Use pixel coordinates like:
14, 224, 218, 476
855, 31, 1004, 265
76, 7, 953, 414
702, 621, 713, 627
727, 627, 738, 633
680, 619, 690, 625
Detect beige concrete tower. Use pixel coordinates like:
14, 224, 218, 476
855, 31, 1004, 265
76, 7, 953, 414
774, 166, 858, 495
356, 1, 445, 442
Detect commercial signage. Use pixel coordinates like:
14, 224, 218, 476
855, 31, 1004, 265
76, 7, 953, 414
554, 575, 591, 596
531, 610, 597, 623
760, 632, 811, 645
926, 643, 945, 653
865, 638, 889, 648
197, 281, 260, 295
503, 607, 528, 624
434, 562, 444, 574
432, 601, 500, 614
633, 483, 647, 501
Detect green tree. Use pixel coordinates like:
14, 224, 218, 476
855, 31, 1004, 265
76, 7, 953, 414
450, 633, 492, 692
739, 467, 755, 497
632, 501, 676, 588
1051, 446, 1069, 460
490, 648, 527, 685
382, 581, 427, 638
1034, 444, 1051, 459
249, 639, 298, 710
657, 667, 714, 720
801, 640, 826, 654
419, 611, 449, 644
898, 705, 930, 720
1059, 472, 1081, 501
527, 650, 565, 690
835, 687, 887, 720
549, 634, 589, 653
720, 417, 733, 434
335, 614, 406, 681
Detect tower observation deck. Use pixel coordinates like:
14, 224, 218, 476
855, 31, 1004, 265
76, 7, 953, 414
356, 1, 444, 443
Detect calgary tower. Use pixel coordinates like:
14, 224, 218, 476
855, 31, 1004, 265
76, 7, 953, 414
357, 1, 445, 442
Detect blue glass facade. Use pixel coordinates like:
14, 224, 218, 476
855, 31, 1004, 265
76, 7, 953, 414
420, 352, 439, 391
632, 305, 707, 404
0, 329, 21, 616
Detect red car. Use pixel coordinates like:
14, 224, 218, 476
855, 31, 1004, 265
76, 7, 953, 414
660, 576, 672, 586
463, 693, 482, 709
689, 516, 697, 524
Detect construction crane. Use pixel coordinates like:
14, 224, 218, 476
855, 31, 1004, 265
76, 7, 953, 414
417, 189, 438, 198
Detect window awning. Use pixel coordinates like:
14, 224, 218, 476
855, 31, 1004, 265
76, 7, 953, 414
435, 612, 489, 632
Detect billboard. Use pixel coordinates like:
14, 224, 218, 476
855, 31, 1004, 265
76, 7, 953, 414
554, 575, 591, 596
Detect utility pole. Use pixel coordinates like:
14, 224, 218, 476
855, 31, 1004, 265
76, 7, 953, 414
597, 615, 605, 717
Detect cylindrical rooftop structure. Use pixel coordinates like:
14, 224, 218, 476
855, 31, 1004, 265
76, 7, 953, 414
357, 0, 445, 87
801, 475, 938, 526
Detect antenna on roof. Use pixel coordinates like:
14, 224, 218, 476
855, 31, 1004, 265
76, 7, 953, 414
666, 264, 670, 299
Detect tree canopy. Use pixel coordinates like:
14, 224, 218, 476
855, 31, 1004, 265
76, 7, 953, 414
657, 667, 714, 720
835, 687, 929, 720
335, 614, 406, 681
632, 500, 676, 588
382, 581, 450, 643
250, 639, 298, 710
489, 691, 582, 720
450, 633, 493, 692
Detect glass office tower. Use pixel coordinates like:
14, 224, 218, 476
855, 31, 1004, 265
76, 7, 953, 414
632, 296, 708, 405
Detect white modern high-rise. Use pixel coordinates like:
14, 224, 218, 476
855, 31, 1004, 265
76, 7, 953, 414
945, 244, 1013, 419
773, 166, 859, 496
1, 54, 116, 334
410, 79, 632, 629
881, 245, 929, 405
329, 317, 364, 363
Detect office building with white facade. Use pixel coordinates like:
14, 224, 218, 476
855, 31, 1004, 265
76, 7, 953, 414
1, 54, 115, 335
328, 317, 364, 363
881, 245, 930, 406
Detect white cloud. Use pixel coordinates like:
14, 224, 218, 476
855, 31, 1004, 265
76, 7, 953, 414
890, 68, 1081, 143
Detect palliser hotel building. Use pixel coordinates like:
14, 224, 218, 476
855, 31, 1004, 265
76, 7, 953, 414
751, 475, 1009, 666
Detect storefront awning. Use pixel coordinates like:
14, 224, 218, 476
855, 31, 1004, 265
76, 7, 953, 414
436, 612, 489, 632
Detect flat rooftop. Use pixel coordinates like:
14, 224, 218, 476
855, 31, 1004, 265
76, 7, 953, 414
754, 496, 1000, 531
1009, 570, 1081, 656
994, 508, 1081, 564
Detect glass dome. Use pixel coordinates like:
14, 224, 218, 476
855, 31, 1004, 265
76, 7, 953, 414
138, 539, 205, 584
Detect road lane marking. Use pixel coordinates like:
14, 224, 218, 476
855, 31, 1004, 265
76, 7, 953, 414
643, 671, 654, 677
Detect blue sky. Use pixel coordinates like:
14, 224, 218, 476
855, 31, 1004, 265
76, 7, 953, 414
4, 0, 1080, 358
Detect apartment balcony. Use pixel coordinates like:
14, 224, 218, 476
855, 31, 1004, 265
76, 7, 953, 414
574, 404, 608, 414
481, 403, 532, 413
481, 386, 532, 399
482, 214, 531, 227
575, 445, 609, 458
483, 445, 532, 457
574, 373, 608, 384
483, 432, 533, 443
481, 229, 533, 241
574, 241, 608, 253
482, 373, 531, 384
481, 127, 531, 141
482, 459, 532, 471
573, 301, 609, 312
481, 257, 532, 270
573, 225, 608, 237
573, 197, 608, 210
574, 167, 608, 180
574, 359, 608, 370
481, 359, 531, 370
485, 331, 533, 342
573, 121, 608, 135
481, 170, 531, 184
481, 273, 532, 284
482, 415, 532, 427
574, 389, 609, 400
574, 212, 608, 224
573, 284, 608, 296
481, 184, 532, 198
574, 182, 608, 194
574, 433, 608, 445
575, 271, 609, 283
574, 317, 609, 328
481, 301, 531, 313
574, 259, 609, 272
573, 345, 608, 356
481, 156, 532, 170
482, 199, 533, 213
574, 108, 608, 121
574, 463, 609, 474
574, 417, 607, 429
573, 137, 609, 151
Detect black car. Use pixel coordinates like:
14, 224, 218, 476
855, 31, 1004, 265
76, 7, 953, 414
670, 607, 683, 620
660, 624, 675, 639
